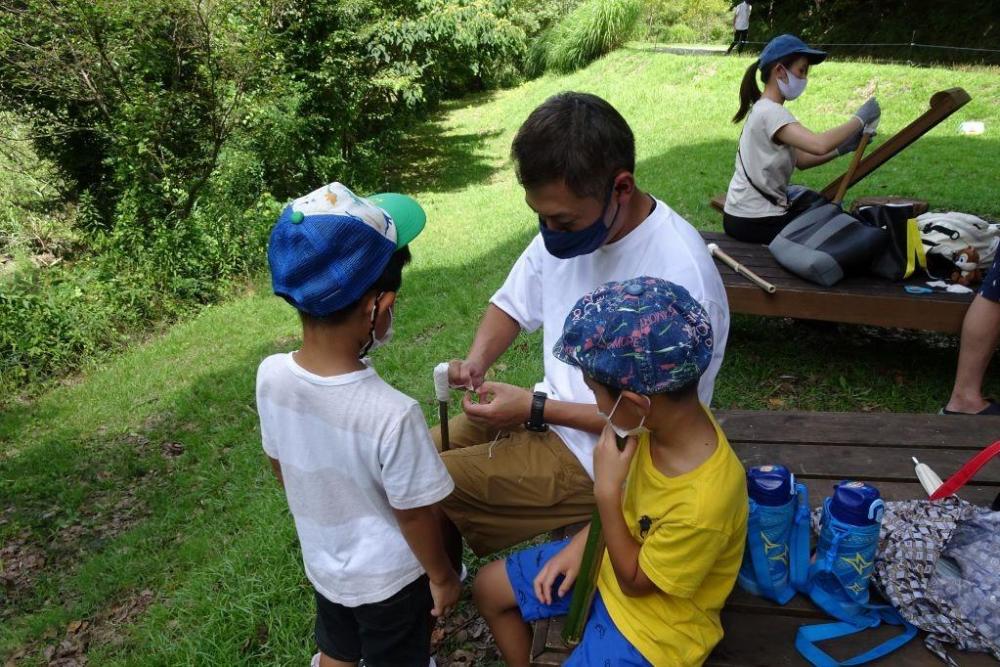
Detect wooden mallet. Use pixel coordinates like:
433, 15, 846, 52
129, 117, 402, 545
433, 362, 451, 451
707, 242, 777, 294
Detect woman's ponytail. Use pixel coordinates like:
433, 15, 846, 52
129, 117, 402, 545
732, 60, 761, 124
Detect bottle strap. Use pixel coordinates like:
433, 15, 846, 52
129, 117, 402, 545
930, 440, 1000, 500
790, 483, 811, 592
795, 614, 917, 667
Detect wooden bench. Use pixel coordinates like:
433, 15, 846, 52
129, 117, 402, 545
702, 231, 974, 333
531, 409, 1000, 666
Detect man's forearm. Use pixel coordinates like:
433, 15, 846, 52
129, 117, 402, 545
394, 506, 454, 583
467, 304, 521, 373
544, 398, 605, 435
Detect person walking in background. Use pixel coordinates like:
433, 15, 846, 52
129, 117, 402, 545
726, 0, 752, 55
723, 34, 881, 243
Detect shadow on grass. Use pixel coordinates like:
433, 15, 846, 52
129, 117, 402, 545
0, 226, 538, 662
382, 92, 505, 194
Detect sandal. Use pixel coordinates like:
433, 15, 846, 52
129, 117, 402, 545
939, 398, 1000, 416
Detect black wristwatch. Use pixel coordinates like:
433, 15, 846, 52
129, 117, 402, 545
524, 391, 549, 432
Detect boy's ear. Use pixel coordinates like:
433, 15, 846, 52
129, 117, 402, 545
620, 390, 651, 416
378, 291, 397, 315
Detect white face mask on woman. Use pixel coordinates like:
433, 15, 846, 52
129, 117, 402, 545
777, 67, 808, 100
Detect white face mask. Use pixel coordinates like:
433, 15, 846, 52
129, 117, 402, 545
360, 295, 393, 358
598, 393, 650, 439
777, 67, 807, 101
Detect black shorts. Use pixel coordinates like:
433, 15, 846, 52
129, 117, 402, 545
315, 575, 433, 666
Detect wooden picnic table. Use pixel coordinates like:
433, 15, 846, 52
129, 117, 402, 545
702, 232, 975, 333
531, 409, 1000, 666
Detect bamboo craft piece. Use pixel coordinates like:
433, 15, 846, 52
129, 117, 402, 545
819, 88, 970, 200
562, 433, 627, 645
433, 363, 451, 451
707, 242, 777, 294
833, 132, 872, 205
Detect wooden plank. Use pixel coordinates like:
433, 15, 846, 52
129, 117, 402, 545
723, 282, 969, 332
709, 610, 999, 666
534, 608, 1000, 666
711, 193, 727, 212
820, 89, 972, 200
715, 410, 1000, 449
795, 479, 998, 510
733, 442, 1000, 485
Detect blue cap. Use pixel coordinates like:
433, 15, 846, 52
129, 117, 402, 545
553, 277, 713, 395
759, 34, 827, 70
267, 182, 426, 317
829, 481, 884, 526
747, 465, 794, 506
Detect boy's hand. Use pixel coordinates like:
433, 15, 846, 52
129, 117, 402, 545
429, 571, 461, 618
461, 381, 531, 429
533, 538, 586, 605
593, 424, 638, 501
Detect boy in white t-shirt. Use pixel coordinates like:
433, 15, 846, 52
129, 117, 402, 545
257, 182, 459, 667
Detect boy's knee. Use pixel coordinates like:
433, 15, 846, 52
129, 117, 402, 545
472, 559, 513, 616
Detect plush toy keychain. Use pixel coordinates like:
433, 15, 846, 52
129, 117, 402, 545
950, 246, 982, 286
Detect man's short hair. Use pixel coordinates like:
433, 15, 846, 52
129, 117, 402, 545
511, 92, 636, 200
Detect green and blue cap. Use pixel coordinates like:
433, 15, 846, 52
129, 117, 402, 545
268, 182, 425, 317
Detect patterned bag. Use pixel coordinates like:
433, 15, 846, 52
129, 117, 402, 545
876, 498, 1000, 665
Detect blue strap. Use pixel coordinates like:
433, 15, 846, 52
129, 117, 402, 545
790, 483, 810, 593
796, 616, 917, 666
745, 501, 793, 603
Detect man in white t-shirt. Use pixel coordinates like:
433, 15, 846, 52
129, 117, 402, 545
726, 0, 752, 55
258, 183, 459, 666
434, 92, 729, 558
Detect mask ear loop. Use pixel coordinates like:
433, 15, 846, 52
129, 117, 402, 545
359, 291, 385, 358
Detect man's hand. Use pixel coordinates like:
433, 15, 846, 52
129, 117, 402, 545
533, 537, 587, 605
461, 381, 532, 430
593, 424, 638, 501
429, 571, 461, 618
448, 358, 485, 391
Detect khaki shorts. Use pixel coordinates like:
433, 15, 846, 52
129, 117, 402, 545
432, 414, 595, 556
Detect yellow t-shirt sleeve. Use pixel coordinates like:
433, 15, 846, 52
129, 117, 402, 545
638, 522, 728, 599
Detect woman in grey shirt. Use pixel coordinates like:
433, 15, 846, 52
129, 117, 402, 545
723, 34, 881, 243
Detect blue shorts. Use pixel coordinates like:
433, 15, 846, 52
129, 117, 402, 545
980, 253, 1000, 302
505, 539, 651, 666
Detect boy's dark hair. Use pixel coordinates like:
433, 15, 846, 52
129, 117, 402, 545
299, 246, 412, 326
511, 92, 635, 200
600, 377, 699, 402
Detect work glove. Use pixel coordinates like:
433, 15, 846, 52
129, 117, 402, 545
853, 97, 880, 127
836, 126, 866, 155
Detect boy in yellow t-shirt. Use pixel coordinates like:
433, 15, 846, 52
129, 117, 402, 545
473, 277, 748, 666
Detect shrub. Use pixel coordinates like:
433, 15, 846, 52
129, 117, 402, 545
541, 0, 642, 73
639, 0, 730, 45
0, 0, 551, 400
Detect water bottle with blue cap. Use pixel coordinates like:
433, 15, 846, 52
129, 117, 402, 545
796, 481, 916, 666
738, 465, 810, 604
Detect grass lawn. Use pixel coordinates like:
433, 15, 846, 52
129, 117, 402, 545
2, 47, 999, 665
